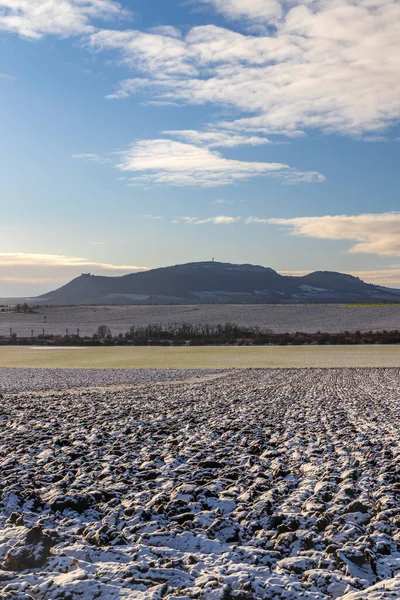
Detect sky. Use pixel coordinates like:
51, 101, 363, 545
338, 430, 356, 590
0, 0, 399, 296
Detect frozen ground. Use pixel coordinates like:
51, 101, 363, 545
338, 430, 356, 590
1, 304, 400, 338
1, 368, 400, 599
0, 368, 226, 394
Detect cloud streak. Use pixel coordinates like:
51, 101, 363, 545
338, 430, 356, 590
115, 138, 324, 187
162, 130, 272, 148
74, 134, 324, 188
173, 215, 241, 224
254, 212, 400, 256
0, 253, 147, 270
72, 153, 112, 164
0, 253, 147, 296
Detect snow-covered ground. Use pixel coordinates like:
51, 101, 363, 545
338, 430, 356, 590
0, 368, 226, 394
1, 368, 400, 599
1, 304, 400, 338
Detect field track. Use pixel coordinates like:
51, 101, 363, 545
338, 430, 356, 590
0, 345, 399, 369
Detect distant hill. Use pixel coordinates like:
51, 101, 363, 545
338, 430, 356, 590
33, 261, 400, 305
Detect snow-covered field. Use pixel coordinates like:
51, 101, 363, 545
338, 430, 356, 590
0, 368, 224, 394
1, 368, 400, 599
1, 304, 400, 337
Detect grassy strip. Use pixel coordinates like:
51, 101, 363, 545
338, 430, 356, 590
1, 345, 400, 369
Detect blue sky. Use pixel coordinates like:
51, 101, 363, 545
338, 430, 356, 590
0, 0, 399, 295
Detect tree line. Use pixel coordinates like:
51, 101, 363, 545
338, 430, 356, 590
0, 322, 400, 346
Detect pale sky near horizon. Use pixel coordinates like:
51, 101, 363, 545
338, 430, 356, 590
0, 0, 399, 296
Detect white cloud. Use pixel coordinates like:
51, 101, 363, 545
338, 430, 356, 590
147, 25, 181, 39
174, 215, 241, 224
90, 29, 194, 77
0, 0, 126, 39
255, 212, 400, 256
245, 217, 270, 224
196, 0, 283, 23
140, 214, 163, 220
93, 1, 400, 138
162, 130, 272, 148
74, 133, 323, 188
115, 138, 324, 187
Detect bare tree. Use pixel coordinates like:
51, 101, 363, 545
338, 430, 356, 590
96, 325, 112, 339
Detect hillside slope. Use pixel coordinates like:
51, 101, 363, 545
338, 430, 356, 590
36, 261, 400, 305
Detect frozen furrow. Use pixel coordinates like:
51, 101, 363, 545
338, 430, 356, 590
0, 368, 229, 394
0, 368, 399, 599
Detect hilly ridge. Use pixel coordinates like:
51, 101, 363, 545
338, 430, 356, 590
36, 261, 400, 305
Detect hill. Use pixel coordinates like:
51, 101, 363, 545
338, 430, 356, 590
34, 261, 400, 305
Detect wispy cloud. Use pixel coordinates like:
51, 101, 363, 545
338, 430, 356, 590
74, 135, 324, 188
212, 198, 232, 205
196, 0, 283, 23
115, 138, 324, 187
162, 130, 272, 148
173, 215, 240, 224
141, 214, 163, 220
90, 28, 193, 78
245, 217, 270, 224
0, 0, 127, 39
0, 253, 148, 270
72, 153, 112, 164
147, 25, 181, 39
0, 253, 148, 296
252, 213, 400, 256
